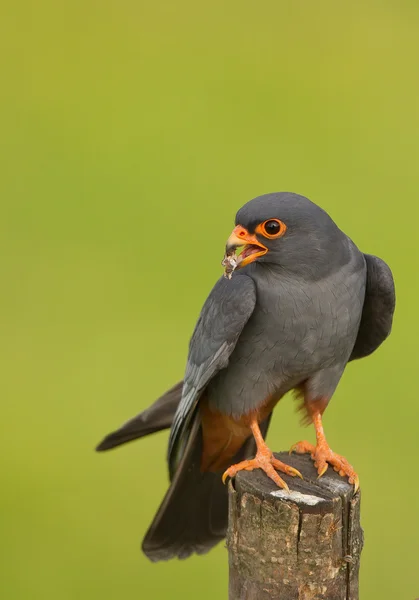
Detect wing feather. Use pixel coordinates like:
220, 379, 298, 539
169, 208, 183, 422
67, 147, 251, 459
168, 274, 256, 476
350, 254, 395, 361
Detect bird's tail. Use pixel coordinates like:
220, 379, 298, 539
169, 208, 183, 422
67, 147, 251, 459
142, 415, 229, 561
95, 381, 183, 451
142, 414, 272, 561
95, 381, 272, 561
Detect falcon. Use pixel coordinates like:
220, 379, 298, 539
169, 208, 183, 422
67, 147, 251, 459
97, 192, 395, 561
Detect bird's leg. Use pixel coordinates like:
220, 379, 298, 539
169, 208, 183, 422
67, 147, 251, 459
222, 418, 302, 491
290, 412, 359, 492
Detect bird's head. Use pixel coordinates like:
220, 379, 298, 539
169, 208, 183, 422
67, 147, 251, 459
223, 192, 347, 279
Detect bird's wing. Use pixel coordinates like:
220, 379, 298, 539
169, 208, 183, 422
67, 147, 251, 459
168, 273, 256, 476
350, 254, 395, 361
95, 381, 183, 451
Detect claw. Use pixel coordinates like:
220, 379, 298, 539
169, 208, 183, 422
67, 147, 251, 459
289, 443, 297, 455
317, 463, 328, 478
291, 413, 359, 493
291, 468, 304, 480
222, 452, 299, 491
272, 461, 303, 480
223, 418, 303, 491
291, 438, 360, 493
279, 478, 290, 493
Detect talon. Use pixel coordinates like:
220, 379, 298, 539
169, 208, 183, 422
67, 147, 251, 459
279, 478, 290, 493
271, 458, 303, 480
223, 418, 302, 491
290, 413, 360, 491
223, 452, 296, 490
289, 443, 298, 455
317, 463, 328, 478
222, 454, 293, 490
289, 467, 303, 480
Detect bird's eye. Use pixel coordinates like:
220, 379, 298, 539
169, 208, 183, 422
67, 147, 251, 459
258, 218, 286, 239
264, 220, 280, 236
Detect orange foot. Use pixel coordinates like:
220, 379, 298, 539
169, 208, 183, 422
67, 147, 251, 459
222, 451, 302, 491
290, 413, 359, 492
222, 419, 302, 491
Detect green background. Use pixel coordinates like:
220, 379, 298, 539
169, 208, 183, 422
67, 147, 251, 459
1, 1, 418, 598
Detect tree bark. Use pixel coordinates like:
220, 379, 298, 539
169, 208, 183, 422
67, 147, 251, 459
227, 452, 363, 600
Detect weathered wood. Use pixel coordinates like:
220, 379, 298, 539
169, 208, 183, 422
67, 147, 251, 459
227, 452, 363, 600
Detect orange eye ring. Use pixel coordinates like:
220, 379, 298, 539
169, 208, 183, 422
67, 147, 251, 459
255, 218, 287, 240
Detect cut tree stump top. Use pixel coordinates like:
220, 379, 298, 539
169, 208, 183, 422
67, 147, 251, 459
227, 452, 363, 600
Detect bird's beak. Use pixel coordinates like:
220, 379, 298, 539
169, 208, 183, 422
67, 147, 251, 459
225, 225, 268, 269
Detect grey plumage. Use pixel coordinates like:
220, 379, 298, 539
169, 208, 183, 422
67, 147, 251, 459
142, 414, 272, 561
206, 249, 365, 417
96, 191, 395, 562
168, 274, 256, 477
349, 254, 395, 360
96, 381, 182, 451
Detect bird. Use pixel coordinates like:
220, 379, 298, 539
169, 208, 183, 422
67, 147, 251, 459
96, 192, 395, 562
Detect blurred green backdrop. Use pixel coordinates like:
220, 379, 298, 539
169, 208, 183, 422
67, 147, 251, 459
1, 1, 418, 599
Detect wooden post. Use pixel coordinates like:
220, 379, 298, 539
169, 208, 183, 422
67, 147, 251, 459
227, 452, 363, 600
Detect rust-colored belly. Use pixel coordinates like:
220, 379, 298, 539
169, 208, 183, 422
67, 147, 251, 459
199, 393, 281, 472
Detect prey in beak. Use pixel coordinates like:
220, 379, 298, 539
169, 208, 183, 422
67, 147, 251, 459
222, 225, 267, 279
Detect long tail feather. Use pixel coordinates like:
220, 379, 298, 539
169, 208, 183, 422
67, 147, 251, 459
95, 381, 182, 451
142, 414, 272, 561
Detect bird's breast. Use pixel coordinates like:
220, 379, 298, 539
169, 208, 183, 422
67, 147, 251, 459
206, 263, 365, 418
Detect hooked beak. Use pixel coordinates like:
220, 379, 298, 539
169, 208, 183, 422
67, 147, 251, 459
225, 225, 268, 268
